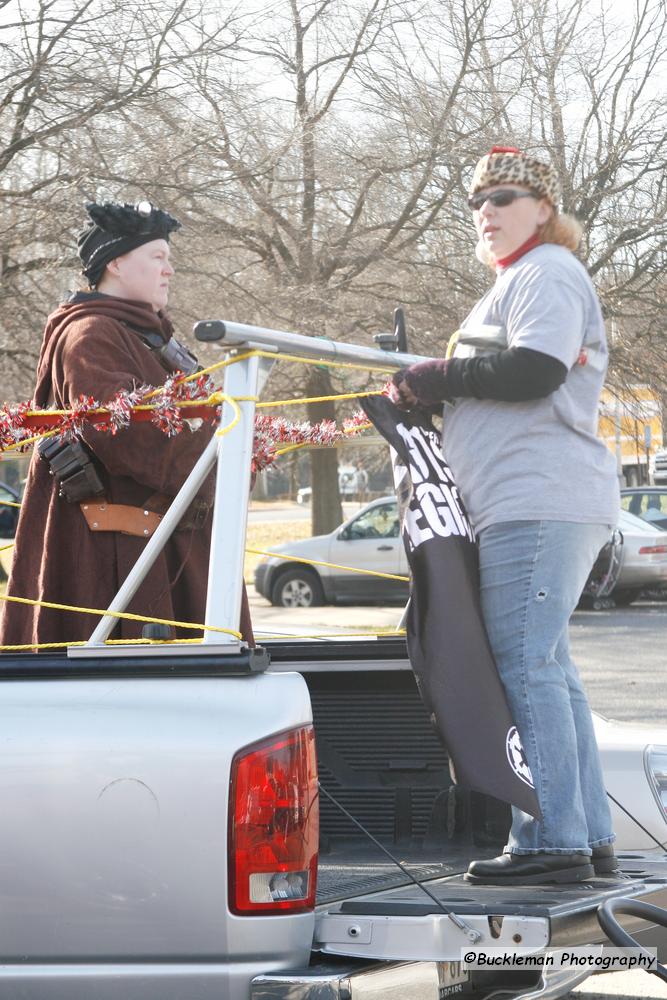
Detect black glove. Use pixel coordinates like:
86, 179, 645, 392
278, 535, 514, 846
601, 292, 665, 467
391, 359, 452, 409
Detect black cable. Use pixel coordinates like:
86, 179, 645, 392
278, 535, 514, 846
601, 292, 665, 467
606, 790, 667, 853
318, 781, 473, 926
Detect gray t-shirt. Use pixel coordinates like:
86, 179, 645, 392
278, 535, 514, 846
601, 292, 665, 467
442, 243, 619, 534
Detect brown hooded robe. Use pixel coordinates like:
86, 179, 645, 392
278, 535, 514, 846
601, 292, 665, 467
0, 294, 253, 648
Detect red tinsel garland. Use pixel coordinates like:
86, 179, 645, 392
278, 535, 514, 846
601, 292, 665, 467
0, 376, 374, 473
251, 409, 369, 473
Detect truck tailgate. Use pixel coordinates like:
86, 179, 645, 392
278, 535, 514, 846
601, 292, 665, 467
314, 856, 667, 961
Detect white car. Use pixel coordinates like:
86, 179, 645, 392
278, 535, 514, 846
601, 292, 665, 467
254, 497, 667, 608
296, 466, 358, 505
594, 714, 667, 852
614, 508, 667, 605
255, 496, 408, 606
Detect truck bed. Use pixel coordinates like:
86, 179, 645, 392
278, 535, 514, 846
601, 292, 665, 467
266, 638, 667, 960
269, 639, 523, 883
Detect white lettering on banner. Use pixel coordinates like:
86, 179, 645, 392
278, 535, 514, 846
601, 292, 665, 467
395, 422, 475, 550
404, 502, 435, 546
417, 482, 459, 538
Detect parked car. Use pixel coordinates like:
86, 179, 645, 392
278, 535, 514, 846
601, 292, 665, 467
614, 507, 667, 604
255, 496, 408, 606
256, 497, 667, 609
650, 447, 667, 485
296, 465, 358, 505
0, 480, 21, 576
621, 486, 667, 532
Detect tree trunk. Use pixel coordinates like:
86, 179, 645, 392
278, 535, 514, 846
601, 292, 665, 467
306, 367, 344, 536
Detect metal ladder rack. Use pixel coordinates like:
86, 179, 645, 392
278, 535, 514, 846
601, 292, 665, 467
72, 318, 427, 656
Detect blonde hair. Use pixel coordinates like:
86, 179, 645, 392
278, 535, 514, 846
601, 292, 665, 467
538, 210, 582, 251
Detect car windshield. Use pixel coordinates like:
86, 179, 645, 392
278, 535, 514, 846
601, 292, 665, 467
621, 490, 667, 528
346, 501, 399, 539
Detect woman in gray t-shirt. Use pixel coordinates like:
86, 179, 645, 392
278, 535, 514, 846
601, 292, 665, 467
392, 146, 619, 886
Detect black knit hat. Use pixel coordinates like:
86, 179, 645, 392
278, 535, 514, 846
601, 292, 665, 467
77, 201, 181, 286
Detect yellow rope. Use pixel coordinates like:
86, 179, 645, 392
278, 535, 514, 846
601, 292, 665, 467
2, 428, 56, 453
0, 629, 407, 650
214, 393, 242, 437
273, 441, 321, 458
103, 637, 204, 645
0, 594, 241, 639
247, 547, 410, 583
0, 542, 14, 552
0, 499, 21, 508
256, 389, 384, 408
0, 636, 210, 651
141, 350, 260, 399
145, 345, 396, 386
445, 330, 460, 360
249, 348, 395, 375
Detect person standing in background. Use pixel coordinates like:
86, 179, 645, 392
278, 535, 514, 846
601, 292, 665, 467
1, 200, 253, 648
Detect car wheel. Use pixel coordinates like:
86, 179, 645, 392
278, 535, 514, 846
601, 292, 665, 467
271, 568, 325, 608
613, 588, 641, 606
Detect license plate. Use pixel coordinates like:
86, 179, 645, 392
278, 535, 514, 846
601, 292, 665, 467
437, 961, 470, 997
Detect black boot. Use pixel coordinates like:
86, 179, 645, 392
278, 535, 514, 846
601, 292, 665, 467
592, 844, 619, 874
464, 852, 594, 885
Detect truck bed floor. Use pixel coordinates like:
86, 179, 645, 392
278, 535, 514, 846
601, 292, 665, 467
317, 843, 497, 904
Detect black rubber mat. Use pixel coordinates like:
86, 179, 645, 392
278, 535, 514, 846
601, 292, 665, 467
317, 861, 459, 904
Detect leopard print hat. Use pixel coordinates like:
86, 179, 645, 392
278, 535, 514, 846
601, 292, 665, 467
469, 146, 562, 207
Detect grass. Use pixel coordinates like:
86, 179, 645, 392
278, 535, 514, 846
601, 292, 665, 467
244, 519, 311, 583
0, 522, 311, 591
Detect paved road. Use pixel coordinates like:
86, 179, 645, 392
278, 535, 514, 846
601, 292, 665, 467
570, 603, 666, 726
572, 969, 667, 999
250, 590, 666, 726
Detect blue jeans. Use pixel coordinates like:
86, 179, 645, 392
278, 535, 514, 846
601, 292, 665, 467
477, 520, 615, 855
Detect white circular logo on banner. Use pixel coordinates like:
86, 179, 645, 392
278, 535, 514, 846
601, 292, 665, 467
506, 726, 534, 788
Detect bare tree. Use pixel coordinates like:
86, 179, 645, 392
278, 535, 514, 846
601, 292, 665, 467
118, 0, 500, 532
493, 0, 667, 392
3, 0, 667, 513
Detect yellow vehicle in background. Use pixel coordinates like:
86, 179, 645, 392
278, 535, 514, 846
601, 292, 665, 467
598, 385, 664, 486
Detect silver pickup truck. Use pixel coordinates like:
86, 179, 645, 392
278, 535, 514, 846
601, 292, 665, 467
3, 321, 666, 1000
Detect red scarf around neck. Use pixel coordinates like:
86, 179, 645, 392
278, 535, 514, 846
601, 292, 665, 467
495, 232, 542, 270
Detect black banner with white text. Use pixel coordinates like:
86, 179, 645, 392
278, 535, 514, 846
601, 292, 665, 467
361, 395, 541, 819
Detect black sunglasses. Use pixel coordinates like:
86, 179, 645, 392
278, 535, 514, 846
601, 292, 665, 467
468, 189, 537, 211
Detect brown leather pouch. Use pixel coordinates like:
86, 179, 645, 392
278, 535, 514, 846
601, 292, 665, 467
80, 496, 211, 538
80, 502, 162, 538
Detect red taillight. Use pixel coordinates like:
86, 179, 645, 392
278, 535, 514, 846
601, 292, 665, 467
639, 545, 667, 554
228, 726, 319, 915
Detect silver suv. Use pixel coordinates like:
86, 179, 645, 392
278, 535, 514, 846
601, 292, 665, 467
651, 448, 667, 485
